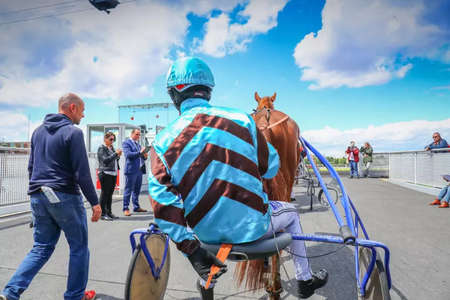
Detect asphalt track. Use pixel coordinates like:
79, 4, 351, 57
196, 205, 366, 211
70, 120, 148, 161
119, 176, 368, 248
0, 177, 449, 299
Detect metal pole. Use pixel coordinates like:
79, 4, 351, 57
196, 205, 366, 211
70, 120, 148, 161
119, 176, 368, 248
414, 152, 417, 184
27, 113, 30, 141
388, 153, 391, 179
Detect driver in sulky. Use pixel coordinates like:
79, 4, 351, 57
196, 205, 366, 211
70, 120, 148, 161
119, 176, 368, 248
148, 57, 328, 299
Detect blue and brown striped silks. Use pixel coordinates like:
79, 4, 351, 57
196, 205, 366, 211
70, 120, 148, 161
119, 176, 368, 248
148, 98, 279, 255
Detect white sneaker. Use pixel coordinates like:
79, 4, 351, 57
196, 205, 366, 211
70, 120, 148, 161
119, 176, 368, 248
0, 295, 8, 300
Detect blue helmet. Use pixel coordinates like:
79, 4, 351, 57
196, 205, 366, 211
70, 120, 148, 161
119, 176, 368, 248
166, 57, 215, 90
166, 57, 215, 110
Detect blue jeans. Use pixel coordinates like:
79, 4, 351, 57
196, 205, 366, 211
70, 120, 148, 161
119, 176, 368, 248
438, 186, 450, 203
123, 171, 142, 211
349, 161, 359, 177
2, 192, 89, 300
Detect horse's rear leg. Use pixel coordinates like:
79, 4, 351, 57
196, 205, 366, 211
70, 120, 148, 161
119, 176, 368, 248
265, 255, 282, 300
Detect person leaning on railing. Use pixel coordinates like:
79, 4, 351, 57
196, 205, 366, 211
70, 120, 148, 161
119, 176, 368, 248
429, 175, 450, 208
424, 132, 448, 151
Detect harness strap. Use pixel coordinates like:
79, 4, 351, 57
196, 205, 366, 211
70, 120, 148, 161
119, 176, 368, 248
205, 243, 232, 289
267, 115, 289, 129
260, 115, 290, 131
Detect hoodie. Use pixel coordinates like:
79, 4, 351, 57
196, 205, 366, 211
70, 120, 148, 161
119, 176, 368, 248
28, 113, 99, 206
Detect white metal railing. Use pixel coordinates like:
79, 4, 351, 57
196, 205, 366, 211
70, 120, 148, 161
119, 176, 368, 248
385, 148, 450, 188
1, 147, 448, 209
0, 147, 149, 208
0, 147, 30, 207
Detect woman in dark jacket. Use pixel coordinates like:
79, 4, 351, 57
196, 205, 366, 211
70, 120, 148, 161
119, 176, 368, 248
97, 132, 122, 220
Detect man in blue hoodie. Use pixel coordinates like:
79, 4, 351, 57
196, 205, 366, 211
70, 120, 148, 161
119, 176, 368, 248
1, 93, 101, 300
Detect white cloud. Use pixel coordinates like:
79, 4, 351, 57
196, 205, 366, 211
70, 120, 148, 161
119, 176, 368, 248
0, 2, 188, 107
0, 111, 40, 142
294, 0, 450, 89
197, 0, 288, 57
302, 119, 450, 156
0, 0, 249, 107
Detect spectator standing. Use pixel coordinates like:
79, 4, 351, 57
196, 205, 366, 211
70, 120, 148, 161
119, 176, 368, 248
122, 129, 148, 216
429, 175, 450, 208
97, 132, 122, 220
346, 141, 359, 178
425, 132, 448, 151
0, 93, 100, 300
359, 142, 373, 178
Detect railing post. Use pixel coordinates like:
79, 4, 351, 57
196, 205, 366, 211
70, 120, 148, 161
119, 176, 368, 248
414, 152, 417, 184
388, 153, 391, 179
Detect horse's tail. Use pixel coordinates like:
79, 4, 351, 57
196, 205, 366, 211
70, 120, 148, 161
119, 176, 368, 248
235, 260, 267, 290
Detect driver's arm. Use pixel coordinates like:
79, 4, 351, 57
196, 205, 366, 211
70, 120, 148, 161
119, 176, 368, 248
148, 147, 199, 256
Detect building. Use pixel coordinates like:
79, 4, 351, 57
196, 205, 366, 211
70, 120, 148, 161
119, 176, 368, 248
0, 141, 30, 148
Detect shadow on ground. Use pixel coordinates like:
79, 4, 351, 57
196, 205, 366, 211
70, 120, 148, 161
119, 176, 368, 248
95, 294, 123, 300
115, 214, 154, 222
281, 243, 356, 300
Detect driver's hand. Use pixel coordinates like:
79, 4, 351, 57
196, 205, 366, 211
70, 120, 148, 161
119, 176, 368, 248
188, 246, 228, 283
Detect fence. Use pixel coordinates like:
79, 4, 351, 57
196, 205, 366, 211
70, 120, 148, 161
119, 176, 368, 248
386, 148, 450, 188
0, 147, 149, 208
0, 147, 30, 207
1, 147, 448, 209
305, 153, 390, 178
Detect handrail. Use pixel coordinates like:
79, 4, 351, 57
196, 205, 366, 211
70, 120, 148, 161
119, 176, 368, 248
374, 148, 450, 154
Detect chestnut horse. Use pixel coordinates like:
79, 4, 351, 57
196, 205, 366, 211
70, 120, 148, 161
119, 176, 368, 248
235, 92, 302, 299
253, 92, 301, 202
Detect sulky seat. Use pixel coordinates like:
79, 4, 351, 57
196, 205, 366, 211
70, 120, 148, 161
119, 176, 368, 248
201, 232, 292, 261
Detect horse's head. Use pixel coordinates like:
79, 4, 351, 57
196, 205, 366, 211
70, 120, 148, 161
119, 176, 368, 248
255, 92, 276, 110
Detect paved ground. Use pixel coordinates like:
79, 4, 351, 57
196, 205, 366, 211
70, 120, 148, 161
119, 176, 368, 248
0, 178, 449, 299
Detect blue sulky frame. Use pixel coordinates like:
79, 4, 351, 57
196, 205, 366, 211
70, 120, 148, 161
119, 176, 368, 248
128, 138, 391, 297
129, 224, 170, 280
299, 137, 391, 297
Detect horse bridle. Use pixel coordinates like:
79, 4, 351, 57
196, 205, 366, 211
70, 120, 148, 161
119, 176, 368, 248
252, 107, 290, 131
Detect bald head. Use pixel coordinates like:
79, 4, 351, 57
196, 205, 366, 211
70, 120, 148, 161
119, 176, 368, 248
58, 93, 83, 111
58, 93, 85, 125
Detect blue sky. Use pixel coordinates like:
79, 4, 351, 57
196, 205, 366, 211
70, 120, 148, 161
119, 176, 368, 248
0, 0, 449, 156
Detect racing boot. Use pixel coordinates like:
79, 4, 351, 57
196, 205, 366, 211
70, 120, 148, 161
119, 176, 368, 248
197, 279, 214, 300
297, 269, 328, 299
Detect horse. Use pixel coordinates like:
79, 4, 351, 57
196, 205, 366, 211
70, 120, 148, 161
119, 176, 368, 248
253, 92, 301, 202
234, 92, 302, 299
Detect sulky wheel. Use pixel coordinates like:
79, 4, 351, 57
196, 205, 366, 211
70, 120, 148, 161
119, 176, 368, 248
358, 247, 391, 300
124, 233, 170, 300
317, 187, 339, 208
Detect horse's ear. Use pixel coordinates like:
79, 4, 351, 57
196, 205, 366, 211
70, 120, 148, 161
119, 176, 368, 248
255, 92, 261, 102
271, 92, 276, 102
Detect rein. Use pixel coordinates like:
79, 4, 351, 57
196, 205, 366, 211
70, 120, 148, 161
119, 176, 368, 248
265, 115, 289, 130
252, 108, 290, 131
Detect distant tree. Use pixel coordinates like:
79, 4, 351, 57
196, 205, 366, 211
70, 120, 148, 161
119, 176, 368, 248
338, 157, 347, 165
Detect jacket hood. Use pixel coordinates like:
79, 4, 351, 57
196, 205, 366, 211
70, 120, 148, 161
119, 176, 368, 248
44, 113, 73, 133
